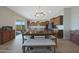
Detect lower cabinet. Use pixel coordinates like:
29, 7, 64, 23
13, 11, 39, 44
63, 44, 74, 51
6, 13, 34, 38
0, 30, 15, 44
70, 31, 79, 44
57, 30, 63, 38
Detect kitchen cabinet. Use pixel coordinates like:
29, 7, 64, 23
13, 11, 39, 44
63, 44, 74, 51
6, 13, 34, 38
57, 30, 63, 38
50, 16, 63, 25
0, 30, 15, 44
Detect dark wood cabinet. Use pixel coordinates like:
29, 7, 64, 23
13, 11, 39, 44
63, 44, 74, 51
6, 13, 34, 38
30, 21, 49, 26
50, 16, 63, 38
0, 30, 15, 44
57, 30, 63, 38
50, 16, 63, 25
54, 16, 63, 25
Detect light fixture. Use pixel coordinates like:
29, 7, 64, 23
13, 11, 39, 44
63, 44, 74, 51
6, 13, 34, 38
34, 6, 46, 19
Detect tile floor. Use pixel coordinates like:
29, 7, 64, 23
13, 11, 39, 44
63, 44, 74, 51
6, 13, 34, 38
0, 34, 79, 53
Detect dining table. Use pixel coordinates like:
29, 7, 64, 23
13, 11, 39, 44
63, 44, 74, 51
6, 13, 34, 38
22, 30, 57, 53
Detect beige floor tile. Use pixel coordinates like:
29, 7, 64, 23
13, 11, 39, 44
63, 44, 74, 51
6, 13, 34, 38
0, 34, 79, 53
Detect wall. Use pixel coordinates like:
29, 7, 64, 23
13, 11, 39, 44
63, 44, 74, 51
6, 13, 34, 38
71, 7, 79, 30
63, 8, 71, 39
64, 7, 79, 39
54, 10, 64, 17
0, 6, 26, 29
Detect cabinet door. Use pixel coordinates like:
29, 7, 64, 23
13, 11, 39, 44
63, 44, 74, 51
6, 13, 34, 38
54, 17, 60, 25
0, 32, 2, 44
9, 31, 12, 40
60, 16, 63, 25
12, 30, 15, 39
57, 30, 63, 38
53, 16, 63, 25
9, 30, 15, 40
3, 31, 9, 43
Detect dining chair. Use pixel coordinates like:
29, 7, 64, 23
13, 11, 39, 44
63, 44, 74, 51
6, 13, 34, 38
21, 30, 33, 52
21, 30, 31, 44
49, 35, 57, 47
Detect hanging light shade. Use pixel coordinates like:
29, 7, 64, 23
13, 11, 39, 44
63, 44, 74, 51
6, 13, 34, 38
34, 6, 46, 19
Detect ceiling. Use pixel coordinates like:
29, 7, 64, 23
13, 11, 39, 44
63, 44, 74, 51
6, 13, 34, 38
7, 6, 69, 21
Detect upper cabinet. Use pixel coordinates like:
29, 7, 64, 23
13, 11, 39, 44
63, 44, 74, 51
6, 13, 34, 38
30, 21, 49, 26
50, 16, 63, 25
29, 15, 63, 26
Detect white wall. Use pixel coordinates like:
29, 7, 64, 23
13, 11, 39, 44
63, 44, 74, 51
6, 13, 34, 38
0, 6, 26, 29
54, 10, 64, 17
64, 8, 71, 39
71, 7, 79, 30
64, 7, 79, 39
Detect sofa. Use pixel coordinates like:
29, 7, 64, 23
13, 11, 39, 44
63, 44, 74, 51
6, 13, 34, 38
70, 30, 79, 44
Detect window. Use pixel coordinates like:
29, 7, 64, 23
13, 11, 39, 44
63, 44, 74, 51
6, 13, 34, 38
16, 21, 25, 25
16, 20, 25, 30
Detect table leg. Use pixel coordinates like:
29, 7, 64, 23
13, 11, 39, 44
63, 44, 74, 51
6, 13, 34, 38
48, 46, 52, 51
55, 38, 57, 48
26, 47, 30, 52
22, 46, 25, 53
54, 46, 56, 53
